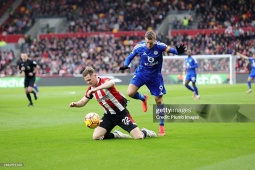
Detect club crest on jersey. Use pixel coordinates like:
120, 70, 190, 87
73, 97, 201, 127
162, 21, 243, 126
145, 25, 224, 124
154, 51, 158, 55
27, 66, 31, 70
148, 56, 154, 63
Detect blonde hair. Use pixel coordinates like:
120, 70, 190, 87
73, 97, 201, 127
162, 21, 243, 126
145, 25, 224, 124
82, 66, 95, 77
145, 30, 156, 40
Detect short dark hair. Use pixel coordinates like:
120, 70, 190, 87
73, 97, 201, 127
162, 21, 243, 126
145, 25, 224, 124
145, 30, 156, 40
82, 66, 95, 77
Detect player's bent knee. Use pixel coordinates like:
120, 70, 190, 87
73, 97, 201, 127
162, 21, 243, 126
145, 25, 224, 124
92, 134, 102, 140
130, 127, 144, 139
126, 90, 135, 97
92, 127, 107, 140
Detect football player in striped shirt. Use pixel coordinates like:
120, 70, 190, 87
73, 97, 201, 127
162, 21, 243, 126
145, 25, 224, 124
69, 67, 157, 140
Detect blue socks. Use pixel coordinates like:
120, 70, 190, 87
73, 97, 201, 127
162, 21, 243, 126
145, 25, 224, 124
157, 104, 165, 126
193, 86, 199, 95
132, 92, 145, 101
248, 82, 251, 89
186, 84, 199, 95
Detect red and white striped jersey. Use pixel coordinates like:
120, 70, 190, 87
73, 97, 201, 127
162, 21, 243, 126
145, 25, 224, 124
85, 78, 128, 114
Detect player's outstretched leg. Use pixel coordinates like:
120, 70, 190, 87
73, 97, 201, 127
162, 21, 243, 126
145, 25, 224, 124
31, 91, 37, 100
113, 130, 132, 139
141, 128, 157, 137
157, 104, 165, 136
141, 94, 148, 112
158, 125, 165, 136
246, 77, 253, 93
193, 83, 200, 100
26, 91, 33, 106
185, 84, 194, 92
247, 81, 252, 93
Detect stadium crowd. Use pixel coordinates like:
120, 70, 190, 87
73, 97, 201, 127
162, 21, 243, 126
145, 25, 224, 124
171, 0, 255, 30
196, 0, 255, 30
1, 29, 254, 77
0, 0, 255, 77
0, 49, 15, 77
1, 0, 217, 34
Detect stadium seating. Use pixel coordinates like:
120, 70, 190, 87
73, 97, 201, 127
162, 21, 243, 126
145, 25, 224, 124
0, 0, 254, 76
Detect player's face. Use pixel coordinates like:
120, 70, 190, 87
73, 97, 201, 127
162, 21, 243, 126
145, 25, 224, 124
21, 53, 28, 62
145, 38, 155, 49
84, 73, 98, 87
187, 50, 191, 56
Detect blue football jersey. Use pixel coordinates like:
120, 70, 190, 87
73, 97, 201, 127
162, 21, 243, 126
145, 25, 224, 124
124, 40, 168, 76
185, 56, 198, 74
248, 58, 255, 74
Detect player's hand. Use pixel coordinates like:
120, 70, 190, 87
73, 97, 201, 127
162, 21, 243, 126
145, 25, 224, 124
69, 102, 77, 107
119, 66, 130, 71
28, 72, 33, 76
176, 44, 187, 55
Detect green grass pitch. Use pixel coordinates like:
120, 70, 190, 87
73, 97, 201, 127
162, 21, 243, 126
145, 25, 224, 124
1, 84, 255, 170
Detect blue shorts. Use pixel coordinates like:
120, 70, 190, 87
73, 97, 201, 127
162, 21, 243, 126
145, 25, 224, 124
249, 72, 255, 78
185, 73, 197, 82
130, 71, 166, 97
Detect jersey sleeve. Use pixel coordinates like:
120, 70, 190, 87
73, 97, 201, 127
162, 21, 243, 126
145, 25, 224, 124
156, 41, 178, 54
165, 46, 178, 55
32, 60, 37, 67
124, 45, 139, 66
85, 86, 93, 99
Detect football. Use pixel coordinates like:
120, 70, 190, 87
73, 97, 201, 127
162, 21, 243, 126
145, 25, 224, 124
84, 112, 100, 129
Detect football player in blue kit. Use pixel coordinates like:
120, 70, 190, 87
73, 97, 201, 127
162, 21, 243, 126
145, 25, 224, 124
237, 52, 255, 93
119, 30, 186, 136
184, 50, 200, 100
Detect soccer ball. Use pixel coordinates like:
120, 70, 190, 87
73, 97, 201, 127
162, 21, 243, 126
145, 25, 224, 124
84, 112, 100, 129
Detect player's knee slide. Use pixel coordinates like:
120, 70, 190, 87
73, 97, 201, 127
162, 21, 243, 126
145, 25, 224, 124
92, 134, 101, 140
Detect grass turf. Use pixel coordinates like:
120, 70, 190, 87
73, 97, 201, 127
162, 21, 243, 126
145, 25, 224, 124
0, 84, 255, 170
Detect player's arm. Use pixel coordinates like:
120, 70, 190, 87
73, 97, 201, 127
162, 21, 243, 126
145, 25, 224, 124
87, 80, 115, 96
32, 61, 38, 75
165, 44, 186, 55
119, 49, 137, 70
33, 64, 39, 74
165, 46, 178, 55
95, 79, 114, 90
237, 52, 249, 60
18, 63, 25, 74
69, 96, 90, 108
20, 71, 25, 77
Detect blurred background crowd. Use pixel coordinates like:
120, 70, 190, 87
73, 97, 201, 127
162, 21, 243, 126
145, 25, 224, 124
0, 0, 254, 77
